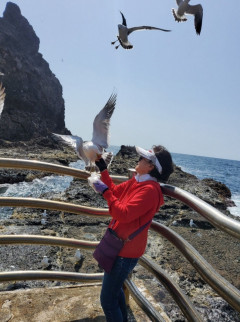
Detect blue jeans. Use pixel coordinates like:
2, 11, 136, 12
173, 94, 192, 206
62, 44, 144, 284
100, 256, 139, 322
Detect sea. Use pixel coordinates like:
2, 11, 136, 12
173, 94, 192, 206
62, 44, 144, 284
0, 145, 239, 219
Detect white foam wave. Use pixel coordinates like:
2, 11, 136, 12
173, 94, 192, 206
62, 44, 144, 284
0, 160, 85, 219
228, 194, 240, 218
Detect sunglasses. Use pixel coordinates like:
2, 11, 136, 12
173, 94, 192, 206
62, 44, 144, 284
139, 156, 152, 164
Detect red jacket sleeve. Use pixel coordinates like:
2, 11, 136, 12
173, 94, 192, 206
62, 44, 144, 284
100, 170, 133, 199
103, 184, 160, 223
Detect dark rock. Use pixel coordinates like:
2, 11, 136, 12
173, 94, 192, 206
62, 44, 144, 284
116, 145, 138, 158
0, 2, 70, 142
202, 178, 232, 199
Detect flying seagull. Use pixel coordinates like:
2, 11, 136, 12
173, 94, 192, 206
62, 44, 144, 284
111, 11, 171, 50
172, 0, 203, 35
53, 92, 117, 171
0, 82, 6, 118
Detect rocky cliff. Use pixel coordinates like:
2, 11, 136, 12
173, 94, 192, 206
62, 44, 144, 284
0, 2, 70, 142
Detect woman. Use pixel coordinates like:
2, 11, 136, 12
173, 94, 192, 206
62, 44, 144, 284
92, 145, 173, 322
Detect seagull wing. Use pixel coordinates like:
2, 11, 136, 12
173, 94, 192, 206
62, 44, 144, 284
75, 137, 89, 164
52, 133, 78, 149
176, 0, 183, 5
52, 134, 88, 163
186, 4, 203, 35
92, 92, 117, 149
128, 26, 171, 35
120, 11, 127, 26
0, 83, 6, 118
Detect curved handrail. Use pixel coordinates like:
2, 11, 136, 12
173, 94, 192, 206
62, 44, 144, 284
150, 221, 240, 312
0, 268, 170, 321
0, 197, 239, 310
139, 256, 203, 322
0, 234, 201, 320
1, 226, 239, 312
0, 270, 103, 283
0, 157, 128, 183
0, 234, 98, 250
161, 184, 240, 240
0, 197, 110, 217
1, 157, 239, 240
124, 278, 168, 322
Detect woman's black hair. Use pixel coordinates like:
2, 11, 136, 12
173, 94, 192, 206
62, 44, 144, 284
149, 145, 174, 182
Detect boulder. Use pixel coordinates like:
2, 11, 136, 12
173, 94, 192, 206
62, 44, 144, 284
0, 2, 70, 142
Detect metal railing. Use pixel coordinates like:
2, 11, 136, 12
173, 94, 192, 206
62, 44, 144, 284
161, 184, 240, 240
0, 157, 239, 239
0, 157, 240, 320
0, 157, 128, 183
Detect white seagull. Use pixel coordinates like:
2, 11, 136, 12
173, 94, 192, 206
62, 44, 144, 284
190, 219, 198, 228
0, 82, 6, 119
75, 249, 82, 261
172, 0, 203, 35
41, 256, 49, 268
41, 218, 47, 225
111, 11, 171, 50
53, 92, 117, 171
42, 210, 47, 218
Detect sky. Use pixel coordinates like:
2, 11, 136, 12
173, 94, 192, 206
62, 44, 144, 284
0, 0, 240, 161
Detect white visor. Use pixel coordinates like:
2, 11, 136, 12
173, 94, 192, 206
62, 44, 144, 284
136, 146, 162, 174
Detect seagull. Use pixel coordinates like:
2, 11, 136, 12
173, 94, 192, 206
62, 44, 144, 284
53, 92, 117, 171
41, 256, 52, 270
74, 249, 84, 272
42, 210, 47, 218
172, 0, 203, 35
190, 219, 198, 228
75, 249, 82, 261
0, 82, 6, 118
111, 11, 171, 50
41, 256, 49, 268
41, 218, 47, 225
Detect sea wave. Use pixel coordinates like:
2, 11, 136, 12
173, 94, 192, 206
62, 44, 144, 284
0, 160, 85, 219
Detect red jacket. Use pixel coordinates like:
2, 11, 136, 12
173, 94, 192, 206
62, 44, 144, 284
101, 170, 164, 258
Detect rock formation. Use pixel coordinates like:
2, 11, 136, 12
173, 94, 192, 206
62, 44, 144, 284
0, 2, 70, 142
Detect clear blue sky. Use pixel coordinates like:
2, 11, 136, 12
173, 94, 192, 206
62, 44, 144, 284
1, 1, 240, 161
